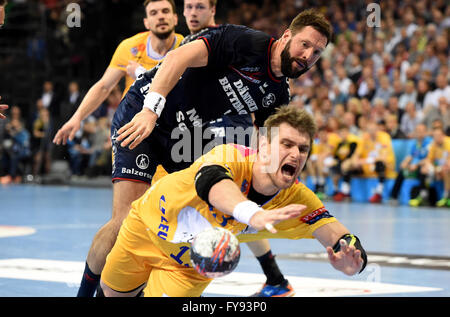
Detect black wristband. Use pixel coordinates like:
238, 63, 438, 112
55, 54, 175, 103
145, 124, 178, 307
332, 233, 368, 273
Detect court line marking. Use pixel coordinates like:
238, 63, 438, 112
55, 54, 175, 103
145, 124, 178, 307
0, 258, 442, 296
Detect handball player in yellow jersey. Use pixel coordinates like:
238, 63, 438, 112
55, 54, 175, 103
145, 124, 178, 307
99, 106, 367, 297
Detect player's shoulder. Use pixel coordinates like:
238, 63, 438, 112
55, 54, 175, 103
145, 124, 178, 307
207, 23, 271, 41
174, 33, 184, 47
116, 31, 149, 52
205, 143, 257, 163
444, 136, 450, 148
280, 179, 320, 204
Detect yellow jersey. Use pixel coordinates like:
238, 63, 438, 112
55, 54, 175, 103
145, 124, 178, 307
130, 144, 337, 268
109, 31, 184, 97
334, 133, 360, 161
355, 131, 396, 178
427, 136, 450, 166
311, 132, 341, 156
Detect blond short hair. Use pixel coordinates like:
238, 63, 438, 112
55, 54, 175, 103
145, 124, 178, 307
263, 105, 317, 148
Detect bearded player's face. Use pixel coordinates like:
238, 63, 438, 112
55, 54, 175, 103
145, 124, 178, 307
144, 0, 178, 40
280, 26, 327, 78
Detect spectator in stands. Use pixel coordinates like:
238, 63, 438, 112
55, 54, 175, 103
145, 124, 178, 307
372, 75, 393, 105
334, 121, 396, 204
305, 126, 340, 200
389, 123, 432, 205
420, 43, 440, 78
398, 81, 418, 110
330, 123, 360, 199
422, 97, 450, 135
0, 117, 31, 184
409, 127, 450, 207
400, 101, 424, 138
385, 113, 407, 139
387, 96, 404, 123
370, 98, 388, 124
85, 117, 111, 177
342, 111, 360, 136
32, 107, 52, 178
416, 79, 433, 111
427, 73, 450, 108
334, 64, 352, 96
60, 81, 83, 124
67, 118, 94, 177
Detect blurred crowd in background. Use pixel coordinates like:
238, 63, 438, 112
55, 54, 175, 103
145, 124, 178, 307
0, 0, 448, 205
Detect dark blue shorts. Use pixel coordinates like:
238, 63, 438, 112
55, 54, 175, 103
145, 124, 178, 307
111, 100, 253, 184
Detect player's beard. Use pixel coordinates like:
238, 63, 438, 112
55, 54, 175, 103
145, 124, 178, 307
280, 39, 309, 79
153, 27, 175, 40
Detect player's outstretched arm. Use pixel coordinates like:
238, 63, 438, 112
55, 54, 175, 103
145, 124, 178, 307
0, 96, 8, 119
196, 165, 305, 233
117, 40, 209, 150
53, 67, 124, 145
313, 222, 367, 275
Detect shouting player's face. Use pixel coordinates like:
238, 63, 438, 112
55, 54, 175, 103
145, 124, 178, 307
144, 0, 178, 40
280, 26, 327, 78
184, 0, 215, 34
261, 123, 311, 190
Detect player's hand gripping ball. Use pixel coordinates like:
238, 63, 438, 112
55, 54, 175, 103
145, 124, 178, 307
190, 227, 241, 278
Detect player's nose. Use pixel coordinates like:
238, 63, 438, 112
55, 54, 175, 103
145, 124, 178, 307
301, 47, 314, 62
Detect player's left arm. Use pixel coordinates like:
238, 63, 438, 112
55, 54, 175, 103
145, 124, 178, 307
313, 221, 368, 276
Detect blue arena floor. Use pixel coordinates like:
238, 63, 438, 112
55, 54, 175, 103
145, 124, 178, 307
0, 184, 449, 297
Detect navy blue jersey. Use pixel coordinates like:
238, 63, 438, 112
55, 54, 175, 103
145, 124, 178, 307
125, 24, 290, 132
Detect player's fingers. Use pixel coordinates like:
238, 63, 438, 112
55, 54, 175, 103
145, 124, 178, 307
118, 125, 138, 145
339, 239, 348, 254
128, 134, 144, 150
123, 128, 144, 148
326, 246, 336, 261
346, 245, 355, 259
53, 129, 64, 145
68, 127, 78, 143
117, 122, 135, 140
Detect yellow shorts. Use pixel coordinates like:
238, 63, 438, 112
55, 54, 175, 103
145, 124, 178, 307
101, 210, 212, 297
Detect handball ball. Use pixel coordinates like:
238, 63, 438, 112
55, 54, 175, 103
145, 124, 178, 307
190, 227, 241, 278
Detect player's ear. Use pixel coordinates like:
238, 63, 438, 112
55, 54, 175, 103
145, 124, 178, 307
282, 28, 292, 44
257, 128, 271, 162
143, 17, 150, 30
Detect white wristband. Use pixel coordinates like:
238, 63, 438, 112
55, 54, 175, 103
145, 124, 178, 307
143, 91, 166, 117
135, 65, 147, 79
232, 201, 263, 226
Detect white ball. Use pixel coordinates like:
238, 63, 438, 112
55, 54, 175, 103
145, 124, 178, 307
190, 227, 241, 278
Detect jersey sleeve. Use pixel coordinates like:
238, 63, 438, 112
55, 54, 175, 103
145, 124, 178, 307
198, 24, 271, 70
108, 39, 132, 71
237, 183, 337, 243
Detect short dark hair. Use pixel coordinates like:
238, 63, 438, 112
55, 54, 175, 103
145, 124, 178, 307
0, 0, 7, 6
289, 9, 332, 45
143, 0, 176, 13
